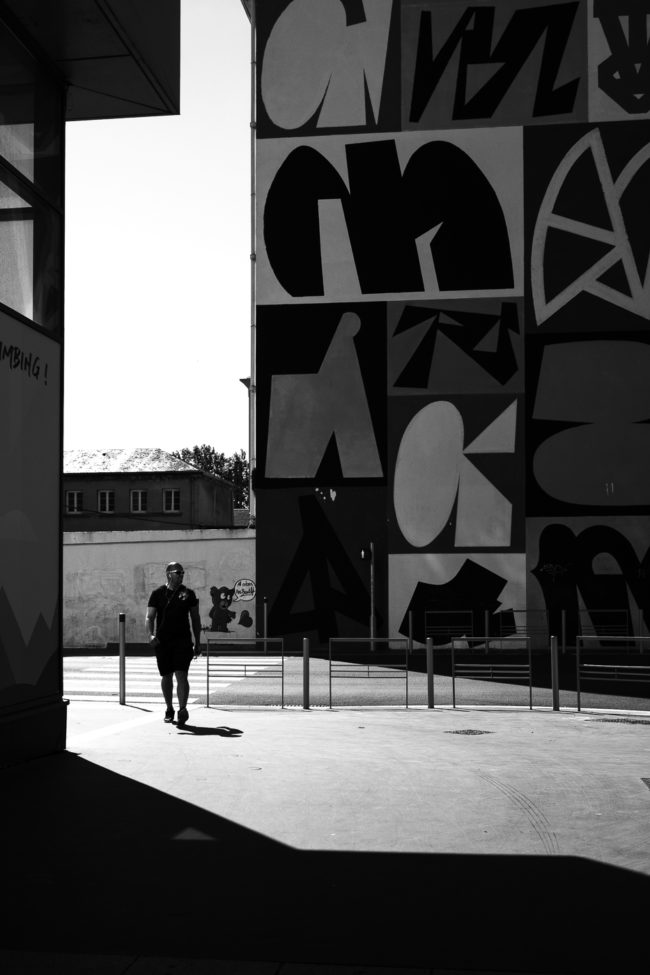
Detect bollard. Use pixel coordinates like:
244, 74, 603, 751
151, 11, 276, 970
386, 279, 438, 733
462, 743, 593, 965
263, 597, 268, 654
303, 637, 310, 709
550, 634, 560, 711
426, 636, 434, 709
118, 612, 126, 705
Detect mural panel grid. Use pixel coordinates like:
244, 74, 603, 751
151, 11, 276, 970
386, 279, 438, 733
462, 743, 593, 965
256, 0, 650, 649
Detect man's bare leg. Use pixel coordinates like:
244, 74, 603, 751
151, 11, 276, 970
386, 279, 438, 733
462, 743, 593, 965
176, 670, 189, 710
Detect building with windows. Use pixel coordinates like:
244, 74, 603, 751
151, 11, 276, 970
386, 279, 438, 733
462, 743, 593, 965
63, 448, 234, 531
0, 1, 180, 767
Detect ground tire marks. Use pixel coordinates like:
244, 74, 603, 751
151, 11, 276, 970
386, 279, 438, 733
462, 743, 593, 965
478, 770, 560, 855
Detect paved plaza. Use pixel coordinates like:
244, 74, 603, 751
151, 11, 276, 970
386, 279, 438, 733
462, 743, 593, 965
2, 699, 650, 974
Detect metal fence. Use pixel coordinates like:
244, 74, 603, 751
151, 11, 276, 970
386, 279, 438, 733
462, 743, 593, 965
328, 638, 410, 708
203, 634, 286, 707
451, 638, 533, 709
575, 635, 650, 711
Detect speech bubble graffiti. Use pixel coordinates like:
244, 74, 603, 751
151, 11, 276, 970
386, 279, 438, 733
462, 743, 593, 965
234, 578, 256, 601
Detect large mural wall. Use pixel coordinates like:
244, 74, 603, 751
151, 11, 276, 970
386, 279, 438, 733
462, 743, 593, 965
255, 0, 650, 650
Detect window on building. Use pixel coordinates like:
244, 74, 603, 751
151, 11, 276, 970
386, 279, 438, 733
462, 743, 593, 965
65, 490, 83, 514
163, 489, 180, 513
0, 22, 63, 331
130, 490, 147, 513
98, 490, 115, 514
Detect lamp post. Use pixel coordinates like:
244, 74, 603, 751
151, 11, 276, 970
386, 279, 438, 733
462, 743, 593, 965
361, 542, 375, 651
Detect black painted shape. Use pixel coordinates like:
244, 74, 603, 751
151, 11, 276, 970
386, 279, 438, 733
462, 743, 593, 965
394, 314, 438, 387
531, 524, 650, 645
393, 302, 519, 388
553, 143, 613, 230
341, 0, 367, 27
265, 140, 513, 297
315, 433, 345, 483
620, 156, 650, 279
269, 496, 370, 641
597, 259, 634, 297
399, 559, 515, 645
410, 4, 579, 123
543, 226, 613, 302
402, 140, 514, 290
595, 1, 650, 114
264, 145, 349, 297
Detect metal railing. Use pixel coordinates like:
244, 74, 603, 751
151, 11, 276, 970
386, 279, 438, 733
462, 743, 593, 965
576, 635, 650, 711
204, 634, 286, 707
328, 638, 410, 708
451, 637, 533, 709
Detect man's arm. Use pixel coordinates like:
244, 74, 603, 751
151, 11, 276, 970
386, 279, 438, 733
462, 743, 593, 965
190, 604, 202, 655
145, 606, 159, 648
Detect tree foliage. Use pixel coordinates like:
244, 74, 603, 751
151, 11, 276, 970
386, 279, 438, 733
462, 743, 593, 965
172, 445, 249, 508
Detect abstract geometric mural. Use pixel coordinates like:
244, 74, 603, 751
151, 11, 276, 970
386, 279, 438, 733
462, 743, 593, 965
390, 553, 526, 646
256, 0, 401, 138
257, 127, 523, 303
256, 302, 386, 486
527, 122, 650, 331
388, 299, 523, 394
267, 311, 382, 478
527, 516, 650, 643
257, 487, 387, 649
390, 394, 524, 552
402, 0, 587, 129
255, 1, 650, 653
588, 0, 650, 121
527, 334, 650, 514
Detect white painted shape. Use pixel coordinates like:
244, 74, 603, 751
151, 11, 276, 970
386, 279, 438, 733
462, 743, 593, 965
455, 457, 512, 547
261, 0, 392, 130
465, 400, 517, 454
261, 0, 346, 129
415, 222, 442, 293
319, 198, 362, 297
394, 402, 463, 548
318, 0, 393, 127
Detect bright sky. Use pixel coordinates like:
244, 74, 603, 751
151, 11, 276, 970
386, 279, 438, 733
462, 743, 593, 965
63, 0, 251, 459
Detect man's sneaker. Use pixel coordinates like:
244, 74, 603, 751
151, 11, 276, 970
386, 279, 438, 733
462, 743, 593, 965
164, 707, 175, 723
177, 707, 189, 727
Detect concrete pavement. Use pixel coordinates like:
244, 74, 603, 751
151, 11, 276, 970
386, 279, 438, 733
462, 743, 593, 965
2, 699, 650, 974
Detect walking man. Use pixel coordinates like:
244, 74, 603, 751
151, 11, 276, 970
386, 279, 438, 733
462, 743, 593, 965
146, 561, 202, 726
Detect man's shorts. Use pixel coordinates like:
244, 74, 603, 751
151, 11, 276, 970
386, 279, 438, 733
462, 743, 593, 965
155, 640, 194, 677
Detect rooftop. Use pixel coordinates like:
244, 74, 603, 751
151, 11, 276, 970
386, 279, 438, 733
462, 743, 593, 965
64, 447, 202, 475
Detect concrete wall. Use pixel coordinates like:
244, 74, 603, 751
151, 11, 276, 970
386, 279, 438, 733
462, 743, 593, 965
63, 529, 256, 649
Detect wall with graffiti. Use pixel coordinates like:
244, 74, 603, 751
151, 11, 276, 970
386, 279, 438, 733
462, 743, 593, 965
255, 0, 650, 650
63, 529, 255, 648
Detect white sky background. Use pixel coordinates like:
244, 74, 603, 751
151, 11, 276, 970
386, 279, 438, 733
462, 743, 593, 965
64, 0, 251, 458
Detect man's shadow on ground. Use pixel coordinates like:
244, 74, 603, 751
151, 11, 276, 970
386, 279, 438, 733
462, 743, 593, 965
176, 724, 243, 736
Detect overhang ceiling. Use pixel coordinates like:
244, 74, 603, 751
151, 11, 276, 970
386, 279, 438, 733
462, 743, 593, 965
3, 0, 180, 121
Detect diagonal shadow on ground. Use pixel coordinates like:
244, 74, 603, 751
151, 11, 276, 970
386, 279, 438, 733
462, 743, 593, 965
2, 751, 647, 972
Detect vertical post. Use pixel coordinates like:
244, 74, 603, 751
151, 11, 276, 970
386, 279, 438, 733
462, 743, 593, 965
303, 637, 310, 710
408, 611, 413, 655
206, 632, 210, 708
550, 635, 560, 711
426, 636, 434, 709
118, 612, 126, 705
484, 609, 489, 653
561, 609, 566, 656
576, 638, 581, 712
451, 641, 456, 708
370, 541, 375, 652
263, 596, 268, 654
